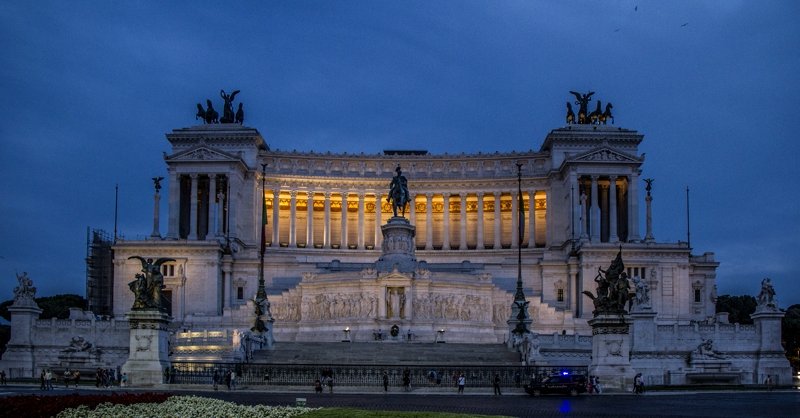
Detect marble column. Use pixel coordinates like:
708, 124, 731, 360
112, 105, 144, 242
628, 172, 642, 241
609, 176, 619, 242
442, 193, 451, 250
323, 191, 331, 248
357, 192, 365, 249
644, 186, 655, 242
600, 183, 609, 242
511, 191, 519, 248
227, 177, 237, 239
544, 188, 551, 246
340, 192, 348, 249
590, 176, 600, 242
166, 169, 179, 239
459, 194, 467, 249
215, 189, 225, 237
374, 193, 382, 249
188, 174, 198, 240
528, 190, 536, 248
151, 188, 161, 239
425, 193, 433, 250
493, 192, 502, 249
580, 189, 589, 240
289, 190, 297, 247
570, 172, 580, 243
476, 192, 485, 250
207, 174, 216, 240
306, 192, 314, 247
272, 189, 280, 246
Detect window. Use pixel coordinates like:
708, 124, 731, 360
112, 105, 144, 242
237, 287, 244, 300
557, 288, 564, 302
161, 264, 176, 277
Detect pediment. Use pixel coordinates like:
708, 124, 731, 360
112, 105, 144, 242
165, 146, 242, 163
568, 146, 641, 164
379, 271, 413, 281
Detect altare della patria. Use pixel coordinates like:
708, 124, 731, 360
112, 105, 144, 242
0, 90, 791, 390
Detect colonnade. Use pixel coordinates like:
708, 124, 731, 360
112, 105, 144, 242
166, 171, 229, 240
266, 188, 548, 250
573, 174, 640, 243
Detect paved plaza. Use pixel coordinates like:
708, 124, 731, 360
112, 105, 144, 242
1, 385, 798, 417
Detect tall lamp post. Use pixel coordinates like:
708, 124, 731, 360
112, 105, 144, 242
508, 163, 532, 346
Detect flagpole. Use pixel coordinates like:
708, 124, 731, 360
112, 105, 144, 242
257, 163, 267, 302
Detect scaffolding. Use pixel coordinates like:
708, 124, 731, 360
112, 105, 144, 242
85, 227, 114, 316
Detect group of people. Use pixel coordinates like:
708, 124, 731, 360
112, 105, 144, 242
95, 368, 118, 388
212, 369, 238, 390
314, 369, 335, 393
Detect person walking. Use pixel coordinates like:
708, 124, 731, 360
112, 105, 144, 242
382, 371, 389, 392
493, 374, 502, 395
633, 373, 644, 394
230, 370, 237, 391
40, 370, 46, 390
45, 369, 53, 390
457, 373, 465, 394
213, 369, 219, 391
326, 375, 334, 393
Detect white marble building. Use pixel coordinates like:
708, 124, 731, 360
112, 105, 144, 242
109, 122, 717, 342
1, 118, 790, 386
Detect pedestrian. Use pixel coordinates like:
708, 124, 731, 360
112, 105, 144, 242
45, 369, 53, 390
0, 370, 7, 385
457, 373, 465, 394
225, 370, 232, 390
121, 372, 128, 387
326, 375, 334, 393
213, 369, 219, 391
382, 371, 389, 392
493, 374, 502, 395
314, 379, 323, 393
403, 368, 411, 391
593, 376, 602, 394
230, 370, 237, 390
765, 375, 773, 391
40, 370, 46, 390
514, 371, 521, 388
74, 370, 81, 388
634, 373, 644, 394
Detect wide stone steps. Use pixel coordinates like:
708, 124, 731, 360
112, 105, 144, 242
251, 342, 521, 365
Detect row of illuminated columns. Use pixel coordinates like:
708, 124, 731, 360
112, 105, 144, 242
571, 173, 641, 243
266, 189, 549, 250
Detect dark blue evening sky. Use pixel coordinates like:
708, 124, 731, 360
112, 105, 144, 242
1, 1, 798, 307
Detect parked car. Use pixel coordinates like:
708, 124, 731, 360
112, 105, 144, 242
524, 373, 587, 396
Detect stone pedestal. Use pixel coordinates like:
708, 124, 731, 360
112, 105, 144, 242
0, 304, 43, 378
588, 314, 634, 392
375, 217, 416, 273
121, 310, 171, 387
751, 309, 792, 386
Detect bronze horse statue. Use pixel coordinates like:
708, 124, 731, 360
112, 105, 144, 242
387, 166, 410, 217
600, 103, 614, 125
589, 100, 603, 125
204, 100, 219, 124
565, 102, 575, 124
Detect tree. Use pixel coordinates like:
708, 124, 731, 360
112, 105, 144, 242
0, 294, 87, 322
715, 294, 757, 324
782, 304, 800, 371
